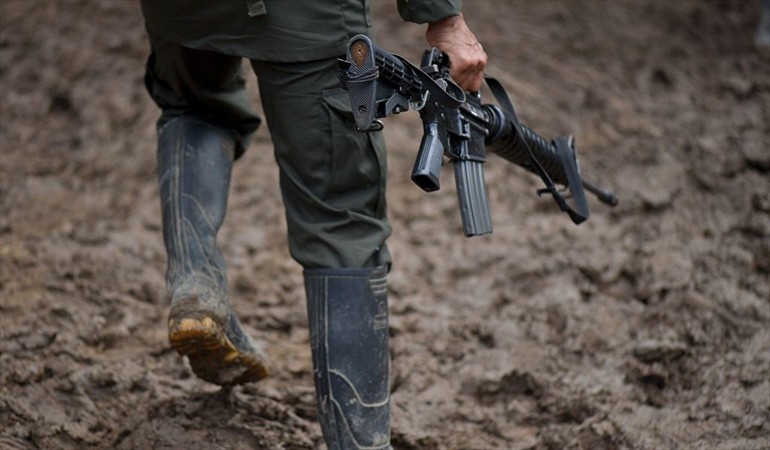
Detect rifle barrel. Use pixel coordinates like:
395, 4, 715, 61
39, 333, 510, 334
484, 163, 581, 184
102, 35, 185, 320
582, 180, 619, 206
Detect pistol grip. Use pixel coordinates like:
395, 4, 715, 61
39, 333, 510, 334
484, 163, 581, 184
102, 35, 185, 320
411, 122, 444, 192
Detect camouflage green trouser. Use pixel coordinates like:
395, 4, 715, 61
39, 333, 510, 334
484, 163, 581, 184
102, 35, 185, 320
144, 32, 391, 270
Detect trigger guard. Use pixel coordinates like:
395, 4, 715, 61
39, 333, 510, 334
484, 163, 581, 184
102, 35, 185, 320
410, 90, 430, 111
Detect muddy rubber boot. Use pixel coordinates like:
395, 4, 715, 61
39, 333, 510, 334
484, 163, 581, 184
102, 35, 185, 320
304, 267, 392, 450
158, 117, 269, 386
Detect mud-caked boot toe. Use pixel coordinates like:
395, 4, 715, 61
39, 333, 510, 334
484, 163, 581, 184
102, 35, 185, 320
168, 288, 269, 386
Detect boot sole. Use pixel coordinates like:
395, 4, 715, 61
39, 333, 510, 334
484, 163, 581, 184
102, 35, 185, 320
169, 315, 269, 385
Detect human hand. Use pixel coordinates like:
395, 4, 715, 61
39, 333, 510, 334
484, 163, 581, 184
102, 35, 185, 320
425, 13, 487, 92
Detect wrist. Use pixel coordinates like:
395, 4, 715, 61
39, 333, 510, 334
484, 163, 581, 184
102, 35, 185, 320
426, 13, 465, 48
427, 13, 461, 34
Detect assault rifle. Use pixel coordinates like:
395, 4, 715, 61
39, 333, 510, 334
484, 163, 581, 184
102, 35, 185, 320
337, 35, 618, 237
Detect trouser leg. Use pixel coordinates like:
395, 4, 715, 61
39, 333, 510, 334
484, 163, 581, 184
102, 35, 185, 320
251, 58, 393, 447
250, 58, 391, 269
304, 267, 392, 450
143, 34, 267, 385
144, 29, 262, 160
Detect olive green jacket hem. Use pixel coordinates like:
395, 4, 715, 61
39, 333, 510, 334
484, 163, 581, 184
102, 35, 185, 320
140, 0, 461, 62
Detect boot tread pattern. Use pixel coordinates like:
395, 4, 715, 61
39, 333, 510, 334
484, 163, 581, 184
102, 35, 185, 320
169, 314, 269, 385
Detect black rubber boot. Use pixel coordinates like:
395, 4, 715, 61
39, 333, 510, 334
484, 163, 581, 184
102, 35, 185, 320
158, 116, 268, 386
304, 267, 392, 450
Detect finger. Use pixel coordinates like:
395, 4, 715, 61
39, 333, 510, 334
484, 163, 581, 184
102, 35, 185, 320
455, 64, 485, 92
465, 74, 484, 93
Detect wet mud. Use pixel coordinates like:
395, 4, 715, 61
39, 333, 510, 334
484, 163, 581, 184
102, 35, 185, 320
1, 1, 768, 449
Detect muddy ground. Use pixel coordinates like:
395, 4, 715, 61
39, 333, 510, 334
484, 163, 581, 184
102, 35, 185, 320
1, 1, 768, 449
